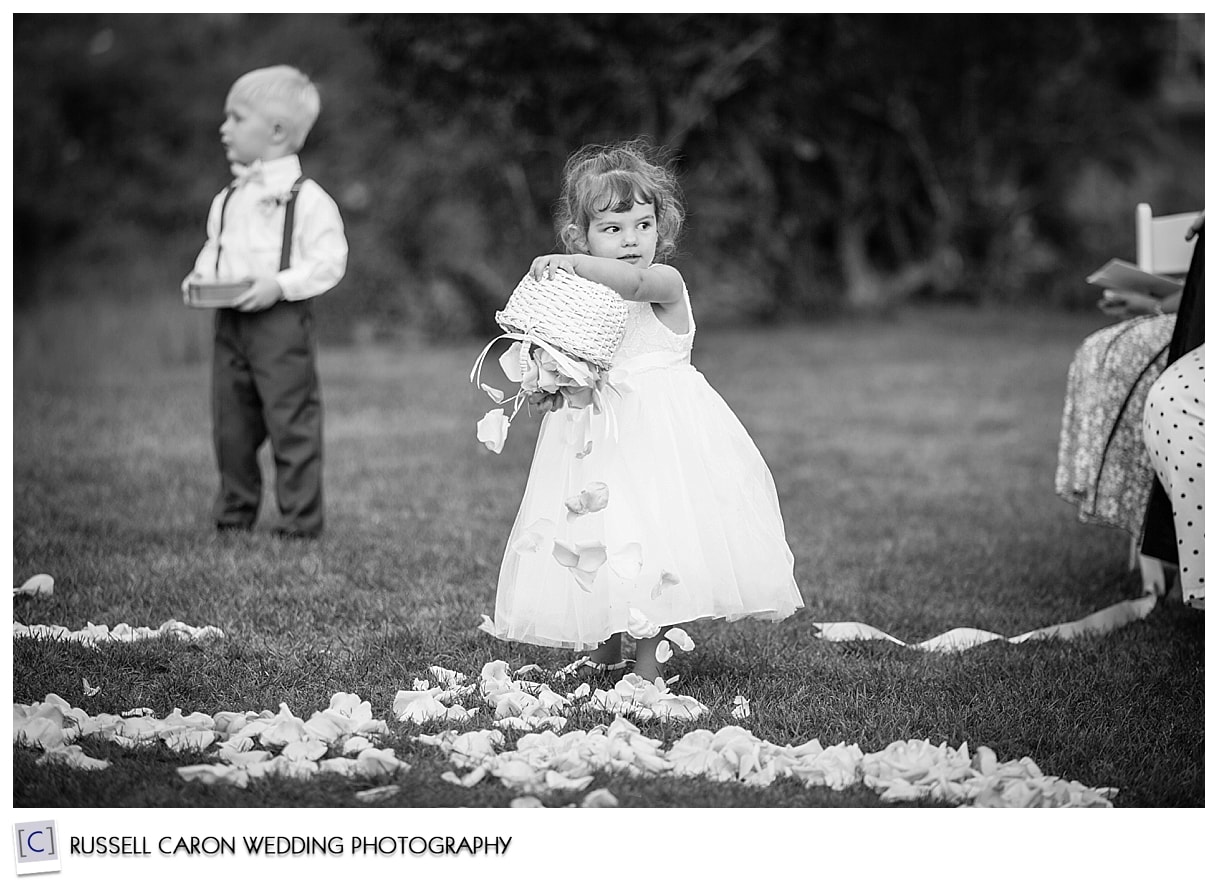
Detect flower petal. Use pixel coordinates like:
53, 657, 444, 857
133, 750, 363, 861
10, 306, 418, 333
626, 608, 660, 640
608, 543, 643, 581
654, 640, 673, 664
580, 482, 609, 513
580, 788, 620, 808
480, 383, 506, 404
513, 520, 556, 556
575, 543, 608, 574
476, 409, 510, 454
282, 739, 329, 762
37, 745, 110, 770
355, 784, 401, 803
663, 627, 695, 652
498, 342, 525, 383
651, 569, 681, 599
15, 574, 54, 597
552, 540, 580, 569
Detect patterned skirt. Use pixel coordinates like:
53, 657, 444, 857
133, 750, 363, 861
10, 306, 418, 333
1055, 314, 1175, 536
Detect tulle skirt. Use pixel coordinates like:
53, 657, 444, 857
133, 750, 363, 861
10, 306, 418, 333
483, 350, 803, 651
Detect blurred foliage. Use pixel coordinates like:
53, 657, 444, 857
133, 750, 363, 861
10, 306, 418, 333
13, 13, 1204, 340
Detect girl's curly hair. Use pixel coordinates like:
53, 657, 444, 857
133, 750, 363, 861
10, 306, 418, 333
555, 139, 685, 261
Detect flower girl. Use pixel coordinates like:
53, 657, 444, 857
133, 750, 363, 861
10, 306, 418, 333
481, 141, 803, 683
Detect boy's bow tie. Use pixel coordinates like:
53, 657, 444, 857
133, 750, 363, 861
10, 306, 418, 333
230, 161, 263, 187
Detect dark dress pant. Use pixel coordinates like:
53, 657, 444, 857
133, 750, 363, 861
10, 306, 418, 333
211, 300, 323, 535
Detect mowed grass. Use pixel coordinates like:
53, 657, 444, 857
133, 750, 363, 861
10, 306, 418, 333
11, 306, 1204, 807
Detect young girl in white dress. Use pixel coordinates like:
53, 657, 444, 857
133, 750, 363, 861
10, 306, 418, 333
483, 141, 803, 682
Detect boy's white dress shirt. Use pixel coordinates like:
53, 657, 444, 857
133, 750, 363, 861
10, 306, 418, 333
185, 154, 347, 301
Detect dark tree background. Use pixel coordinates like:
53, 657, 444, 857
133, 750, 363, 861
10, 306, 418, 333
12, 13, 1204, 342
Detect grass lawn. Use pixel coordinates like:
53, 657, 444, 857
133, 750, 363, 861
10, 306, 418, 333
10, 306, 1204, 809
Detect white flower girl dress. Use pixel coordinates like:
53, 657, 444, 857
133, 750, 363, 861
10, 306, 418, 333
482, 284, 803, 650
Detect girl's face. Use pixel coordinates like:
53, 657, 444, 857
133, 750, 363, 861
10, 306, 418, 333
583, 200, 658, 267
219, 100, 277, 166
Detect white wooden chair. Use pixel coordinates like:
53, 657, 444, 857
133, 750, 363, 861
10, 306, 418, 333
1132, 203, 1201, 595
1135, 203, 1199, 277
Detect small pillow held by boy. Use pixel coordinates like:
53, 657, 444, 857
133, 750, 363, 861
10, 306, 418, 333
182, 65, 348, 539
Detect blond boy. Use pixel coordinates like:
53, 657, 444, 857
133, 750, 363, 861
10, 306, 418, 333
183, 65, 347, 538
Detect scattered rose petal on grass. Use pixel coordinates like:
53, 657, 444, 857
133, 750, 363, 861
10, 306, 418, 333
303, 711, 349, 744
442, 766, 491, 788
259, 704, 309, 747
16, 665, 1119, 806
544, 770, 594, 791
15, 574, 54, 597
318, 757, 360, 777
355, 784, 401, 803
178, 764, 249, 788
38, 745, 110, 770
427, 666, 468, 688
342, 736, 375, 756
393, 689, 449, 724
17, 716, 73, 750
216, 749, 272, 767
355, 747, 410, 777
15, 619, 223, 647
281, 740, 328, 762
580, 788, 619, 808
82, 678, 101, 697
731, 696, 751, 719
476, 409, 510, 454
162, 729, 217, 752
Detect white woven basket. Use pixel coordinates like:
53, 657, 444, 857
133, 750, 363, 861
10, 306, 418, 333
496, 272, 627, 368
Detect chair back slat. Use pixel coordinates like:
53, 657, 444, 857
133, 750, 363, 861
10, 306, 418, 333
1136, 202, 1200, 276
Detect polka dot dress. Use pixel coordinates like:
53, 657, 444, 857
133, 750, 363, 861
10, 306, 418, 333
1142, 345, 1205, 609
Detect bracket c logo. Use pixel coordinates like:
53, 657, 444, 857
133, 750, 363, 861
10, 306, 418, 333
12, 820, 61, 876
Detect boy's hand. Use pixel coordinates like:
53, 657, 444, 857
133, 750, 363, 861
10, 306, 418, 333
233, 278, 283, 312
530, 254, 577, 281
182, 272, 202, 305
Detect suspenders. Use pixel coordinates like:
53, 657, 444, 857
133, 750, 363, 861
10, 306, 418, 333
214, 175, 308, 277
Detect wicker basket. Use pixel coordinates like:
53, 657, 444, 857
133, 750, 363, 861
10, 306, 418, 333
496, 272, 627, 369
